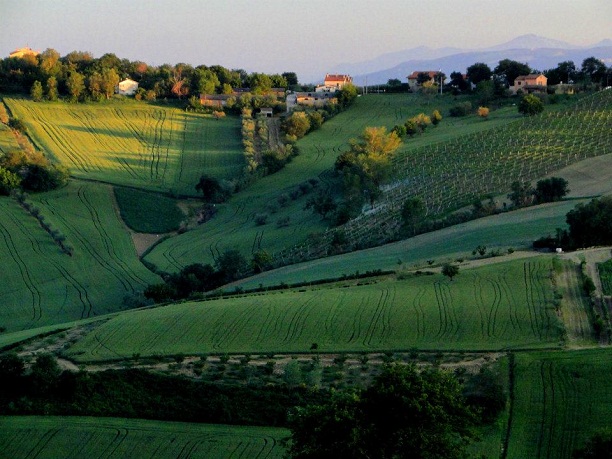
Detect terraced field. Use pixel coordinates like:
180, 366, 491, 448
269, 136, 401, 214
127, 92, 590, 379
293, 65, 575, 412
0, 416, 287, 459
0, 181, 160, 332
65, 257, 561, 361
507, 349, 612, 459
2, 98, 243, 195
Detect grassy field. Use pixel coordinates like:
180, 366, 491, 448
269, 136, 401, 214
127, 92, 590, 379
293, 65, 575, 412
0, 121, 21, 155
64, 257, 562, 361
114, 186, 185, 233
506, 349, 612, 459
0, 416, 287, 459
0, 181, 160, 332
143, 94, 522, 273
2, 98, 244, 196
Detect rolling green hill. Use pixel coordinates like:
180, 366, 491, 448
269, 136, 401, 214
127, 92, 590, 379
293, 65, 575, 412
0, 416, 287, 459
3, 98, 244, 196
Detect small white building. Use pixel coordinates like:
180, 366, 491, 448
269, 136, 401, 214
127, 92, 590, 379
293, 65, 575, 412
116, 78, 139, 96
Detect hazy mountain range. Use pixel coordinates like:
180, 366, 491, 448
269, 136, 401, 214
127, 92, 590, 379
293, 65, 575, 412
330, 34, 612, 86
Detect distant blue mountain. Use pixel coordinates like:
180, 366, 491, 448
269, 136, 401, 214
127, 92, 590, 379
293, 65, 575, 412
332, 35, 612, 86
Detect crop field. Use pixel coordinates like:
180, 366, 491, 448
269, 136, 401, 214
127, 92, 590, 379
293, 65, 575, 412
2, 98, 243, 195
234, 200, 583, 289
114, 186, 185, 233
0, 121, 21, 154
506, 349, 612, 459
0, 181, 160, 332
0, 416, 287, 459
328, 90, 612, 251
598, 258, 612, 295
144, 94, 521, 272
65, 257, 562, 361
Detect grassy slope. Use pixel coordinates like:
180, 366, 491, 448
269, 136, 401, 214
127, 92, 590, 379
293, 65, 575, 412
0, 181, 160, 332
2, 98, 243, 196
507, 349, 612, 459
0, 416, 287, 459
114, 186, 185, 233
0, 122, 20, 155
144, 94, 520, 272
65, 257, 562, 361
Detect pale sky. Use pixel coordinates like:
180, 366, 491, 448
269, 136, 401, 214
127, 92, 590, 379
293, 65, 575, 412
1, 0, 610, 82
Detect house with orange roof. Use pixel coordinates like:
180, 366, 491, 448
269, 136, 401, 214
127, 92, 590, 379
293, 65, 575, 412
9, 46, 39, 59
511, 74, 547, 94
407, 71, 441, 91
315, 74, 353, 92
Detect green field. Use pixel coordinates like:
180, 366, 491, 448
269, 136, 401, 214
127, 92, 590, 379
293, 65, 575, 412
143, 94, 521, 273
65, 257, 562, 361
2, 98, 244, 195
114, 186, 185, 233
506, 349, 612, 459
0, 121, 21, 154
0, 416, 287, 459
0, 181, 160, 332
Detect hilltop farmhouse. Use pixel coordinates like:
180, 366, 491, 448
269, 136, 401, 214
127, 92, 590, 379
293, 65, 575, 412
9, 47, 39, 59
407, 71, 440, 91
511, 74, 547, 94
316, 74, 353, 92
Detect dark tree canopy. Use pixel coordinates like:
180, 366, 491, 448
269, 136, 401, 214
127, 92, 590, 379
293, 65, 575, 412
534, 177, 569, 203
566, 196, 612, 248
287, 364, 477, 459
572, 429, 612, 459
494, 59, 531, 86
466, 62, 493, 85
442, 263, 459, 281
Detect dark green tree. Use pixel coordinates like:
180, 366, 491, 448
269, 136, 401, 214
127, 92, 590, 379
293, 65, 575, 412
534, 177, 569, 203
195, 175, 225, 203
216, 248, 247, 282
30, 80, 43, 101
508, 180, 534, 207
66, 70, 86, 102
544, 60, 577, 85
304, 191, 337, 220
441, 263, 459, 281
494, 59, 531, 87
29, 353, 61, 394
566, 196, 612, 248
466, 62, 493, 85
0, 166, 21, 195
401, 197, 426, 233
287, 364, 477, 459
518, 94, 544, 116
580, 57, 607, 85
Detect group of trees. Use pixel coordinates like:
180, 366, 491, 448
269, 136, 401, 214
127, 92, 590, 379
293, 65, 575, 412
0, 148, 69, 194
508, 177, 570, 208
286, 363, 508, 459
0, 48, 301, 103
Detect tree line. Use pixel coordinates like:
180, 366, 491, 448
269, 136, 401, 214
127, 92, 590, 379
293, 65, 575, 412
0, 48, 301, 102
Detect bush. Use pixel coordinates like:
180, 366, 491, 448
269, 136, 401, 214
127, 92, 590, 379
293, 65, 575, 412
449, 102, 472, 117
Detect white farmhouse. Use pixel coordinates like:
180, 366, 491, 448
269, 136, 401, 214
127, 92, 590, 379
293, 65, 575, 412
116, 78, 139, 96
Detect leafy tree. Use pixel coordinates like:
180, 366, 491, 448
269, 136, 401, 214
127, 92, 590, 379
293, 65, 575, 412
38, 48, 62, 77
216, 248, 247, 282
534, 177, 569, 203
287, 364, 477, 459
21, 164, 69, 192
0, 352, 25, 392
508, 180, 534, 207
494, 59, 531, 87
449, 71, 469, 92
545, 60, 577, 85
66, 70, 86, 102
387, 78, 402, 88
337, 84, 358, 108
192, 67, 220, 94
475, 80, 495, 106
100, 67, 120, 99
566, 196, 612, 248
441, 263, 459, 281
249, 73, 273, 94
251, 250, 273, 273
29, 353, 61, 394
580, 57, 607, 85
518, 94, 544, 116
283, 111, 311, 139
304, 191, 337, 220
466, 62, 492, 85
195, 174, 226, 203
463, 366, 506, 423
401, 197, 426, 232
46, 76, 58, 101
282, 72, 299, 87
0, 166, 21, 195
30, 80, 43, 101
